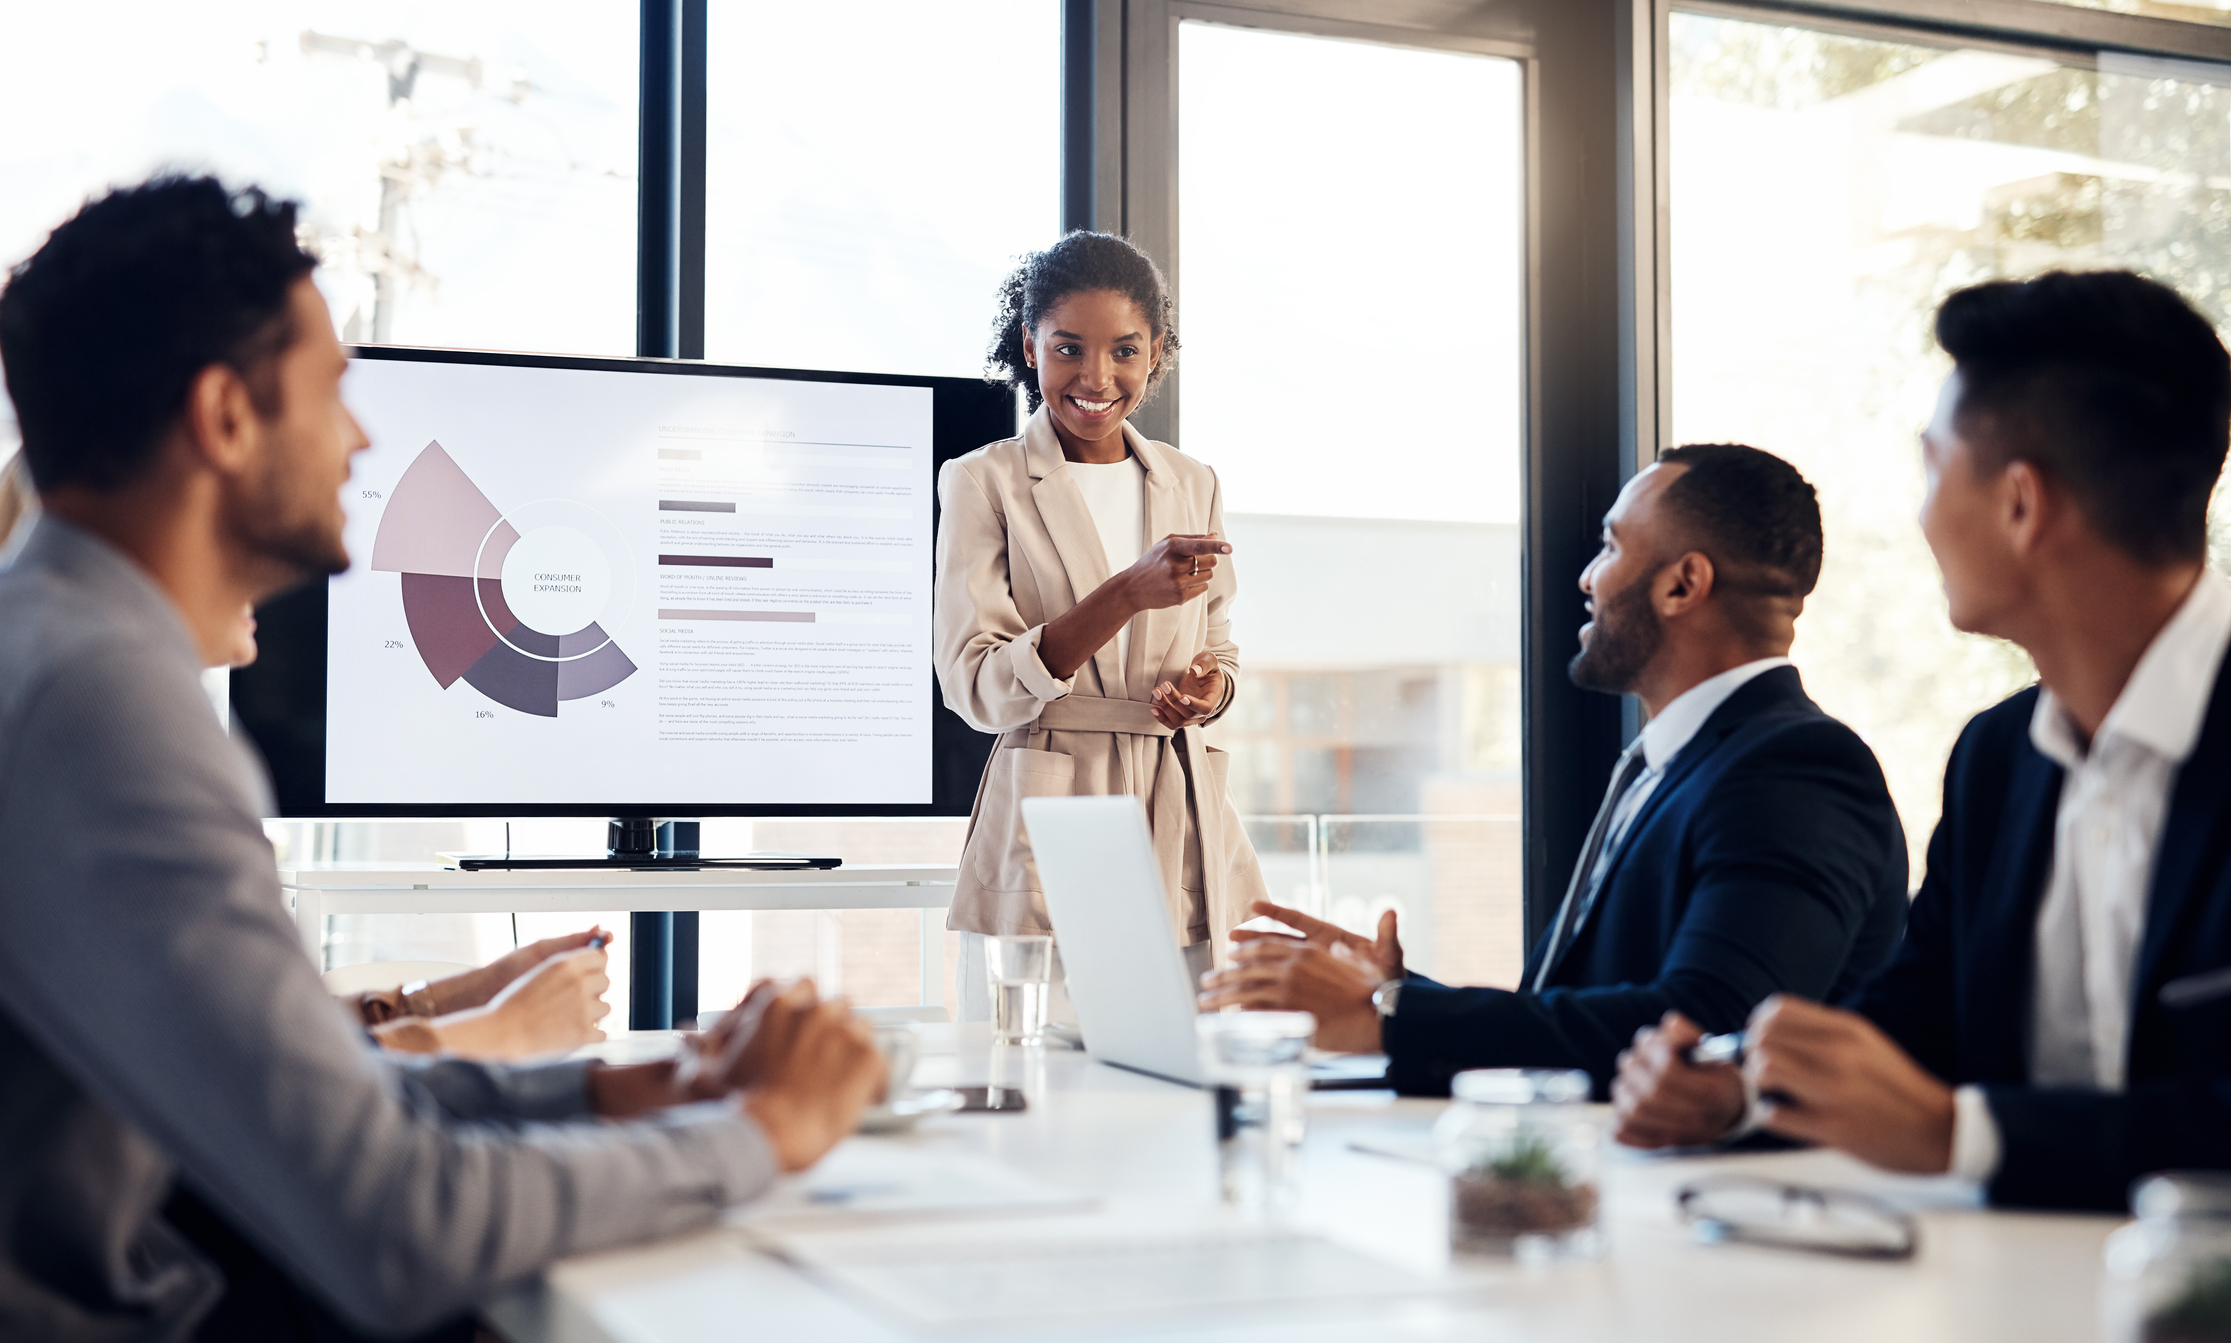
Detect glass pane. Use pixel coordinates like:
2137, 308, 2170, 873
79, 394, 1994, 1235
1180, 23, 1526, 988
1320, 815, 1523, 984
699, 908, 941, 1012
702, 818, 967, 1016
2028, 0, 2231, 26
1668, 16, 2231, 871
704, 2, 1059, 377
0, 3, 639, 354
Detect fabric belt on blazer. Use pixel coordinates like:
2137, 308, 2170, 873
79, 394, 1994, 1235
1001, 693, 1223, 937
1015, 694, 1172, 739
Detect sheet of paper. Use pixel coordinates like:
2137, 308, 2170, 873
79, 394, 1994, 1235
728, 1142, 1099, 1233
781, 1229, 1445, 1330
762, 1204, 1459, 1331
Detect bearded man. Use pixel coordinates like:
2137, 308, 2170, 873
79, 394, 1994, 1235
1200, 444, 1909, 1095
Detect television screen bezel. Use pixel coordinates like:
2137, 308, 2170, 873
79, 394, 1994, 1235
230, 343, 1010, 819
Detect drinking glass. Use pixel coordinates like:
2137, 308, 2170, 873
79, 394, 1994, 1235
1196, 1011, 1315, 1218
2104, 1172, 2231, 1342
986, 934, 1054, 1044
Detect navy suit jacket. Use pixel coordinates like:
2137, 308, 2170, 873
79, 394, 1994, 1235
1385, 666, 1909, 1094
1848, 661, 2231, 1210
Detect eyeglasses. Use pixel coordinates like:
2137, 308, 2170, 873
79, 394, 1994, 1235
1675, 1175, 1920, 1261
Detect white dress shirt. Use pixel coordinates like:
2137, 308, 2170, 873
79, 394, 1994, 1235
1949, 568, 2231, 1181
1068, 453, 1145, 667
1586, 656, 1794, 894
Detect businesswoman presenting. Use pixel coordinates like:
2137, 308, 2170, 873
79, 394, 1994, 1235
935, 231, 1268, 1014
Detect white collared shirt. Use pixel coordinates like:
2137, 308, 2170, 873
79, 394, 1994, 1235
1949, 568, 2231, 1180
1585, 656, 1793, 894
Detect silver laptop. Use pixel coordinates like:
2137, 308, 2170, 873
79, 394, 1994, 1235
1020, 794, 1388, 1088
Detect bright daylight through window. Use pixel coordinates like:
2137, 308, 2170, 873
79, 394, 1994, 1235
1669, 13, 2231, 873
1179, 22, 1527, 989
695, 0, 1061, 1015
0, 2, 638, 362
703, 0, 1060, 379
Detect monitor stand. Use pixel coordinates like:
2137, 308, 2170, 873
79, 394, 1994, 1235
442, 817, 841, 871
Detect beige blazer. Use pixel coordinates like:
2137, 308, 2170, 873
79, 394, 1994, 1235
934, 406, 1268, 953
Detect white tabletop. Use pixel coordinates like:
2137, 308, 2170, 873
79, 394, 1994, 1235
486, 1024, 2122, 1343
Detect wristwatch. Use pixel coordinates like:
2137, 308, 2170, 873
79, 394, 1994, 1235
399, 978, 440, 1019
1370, 979, 1403, 1018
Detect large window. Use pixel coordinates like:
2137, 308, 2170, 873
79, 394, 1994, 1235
1178, 21, 1528, 988
1668, 11, 2231, 871
0, 3, 639, 355
687, 0, 1063, 1014
702, 0, 1060, 377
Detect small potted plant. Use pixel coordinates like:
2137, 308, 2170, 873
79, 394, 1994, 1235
1435, 1069, 1604, 1260
2146, 1259, 2231, 1343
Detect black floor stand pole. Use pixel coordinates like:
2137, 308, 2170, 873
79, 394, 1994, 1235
672, 912, 699, 1027
629, 911, 674, 1031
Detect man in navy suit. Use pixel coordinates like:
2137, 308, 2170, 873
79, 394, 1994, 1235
1613, 271, 2231, 1211
1198, 444, 1909, 1094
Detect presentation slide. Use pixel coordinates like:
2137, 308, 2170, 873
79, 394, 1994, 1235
324, 358, 936, 806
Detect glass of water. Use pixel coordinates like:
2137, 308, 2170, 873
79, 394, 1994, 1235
987, 934, 1054, 1044
1197, 1011, 1315, 1219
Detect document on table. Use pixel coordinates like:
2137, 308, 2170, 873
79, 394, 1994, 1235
728, 1142, 1100, 1233
759, 1203, 1458, 1331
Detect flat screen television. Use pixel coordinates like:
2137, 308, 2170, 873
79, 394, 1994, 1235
232, 345, 1012, 821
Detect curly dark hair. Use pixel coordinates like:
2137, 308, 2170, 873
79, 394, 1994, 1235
0, 174, 316, 493
985, 231, 1178, 412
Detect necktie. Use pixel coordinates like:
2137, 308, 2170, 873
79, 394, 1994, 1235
1533, 742, 1651, 992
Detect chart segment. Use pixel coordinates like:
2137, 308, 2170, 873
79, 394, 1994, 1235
372, 440, 637, 717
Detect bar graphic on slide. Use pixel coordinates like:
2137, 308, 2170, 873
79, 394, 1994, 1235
658, 554, 771, 568
658, 499, 734, 512
371, 441, 638, 717
658, 608, 815, 623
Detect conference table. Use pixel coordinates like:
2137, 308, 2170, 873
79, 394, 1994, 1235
486, 1024, 2125, 1343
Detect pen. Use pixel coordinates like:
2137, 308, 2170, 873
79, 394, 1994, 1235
1683, 1032, 1745, 1067
1681, 1030, 1798, 1111
2160, 966, 2231, 1010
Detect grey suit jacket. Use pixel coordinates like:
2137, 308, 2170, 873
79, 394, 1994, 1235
0, 520, 776, 1341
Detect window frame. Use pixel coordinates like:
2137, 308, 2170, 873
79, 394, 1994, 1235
1635, 0, 2231, 460
1061, 0, 1634, 949
635, 0, 2231, 960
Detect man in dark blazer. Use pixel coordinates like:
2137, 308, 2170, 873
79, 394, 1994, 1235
1198, 444, 1909, 1094
1613, 270, 2231, 1211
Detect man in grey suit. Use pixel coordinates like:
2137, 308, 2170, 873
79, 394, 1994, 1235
0, 175, 887, 1341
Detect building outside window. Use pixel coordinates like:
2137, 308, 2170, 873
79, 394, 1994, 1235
1179, 22, 1528, 988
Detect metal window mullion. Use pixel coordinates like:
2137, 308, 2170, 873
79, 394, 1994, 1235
1685, 0, 2231, 62
679, 0, 707, 361
637, 0, 706, 362
632, 0, 707, 1030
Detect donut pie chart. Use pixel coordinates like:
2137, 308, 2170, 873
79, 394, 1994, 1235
370, 441, 637, 717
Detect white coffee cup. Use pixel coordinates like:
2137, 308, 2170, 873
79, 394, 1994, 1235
872, 1023, 921, 1101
